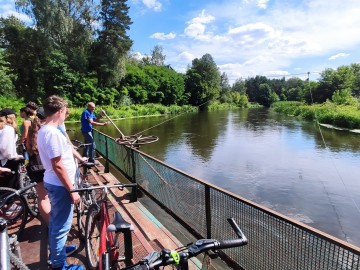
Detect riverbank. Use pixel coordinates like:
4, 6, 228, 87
272, 101, 360, 130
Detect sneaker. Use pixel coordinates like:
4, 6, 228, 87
65, 245, 77, 256
48, 245, 78, 265
5, 203, 22, 215
52, 263, 83, 270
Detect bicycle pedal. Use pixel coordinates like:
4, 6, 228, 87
117, 256, 126, 262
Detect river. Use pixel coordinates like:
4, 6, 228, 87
67, 108, 360, 247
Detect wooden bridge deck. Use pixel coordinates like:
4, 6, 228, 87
18, 164, 203, 269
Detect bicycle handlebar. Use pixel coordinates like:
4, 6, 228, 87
124, 218, 247, 270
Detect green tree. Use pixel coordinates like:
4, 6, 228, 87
0, 16, 50, 101
185, 53, 221, 109
90, 0, 133, 87
0, 50, 16, 96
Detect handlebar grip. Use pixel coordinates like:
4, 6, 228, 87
219, 238, 248, 249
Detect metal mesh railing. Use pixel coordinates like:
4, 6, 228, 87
94, 130, 360, 270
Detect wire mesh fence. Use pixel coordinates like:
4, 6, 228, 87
94, 130, 360, 270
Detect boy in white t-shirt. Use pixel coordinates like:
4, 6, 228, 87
37, 95, 83, 270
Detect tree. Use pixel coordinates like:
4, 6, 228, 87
15, 0, 94, 72
150, 45, 166, 66
90, 0, 133, 87
184, 53, 221, 109
0, 51, 16, 96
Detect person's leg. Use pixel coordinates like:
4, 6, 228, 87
44, 183, 73, 269
82, 132, 90, 158
83, 131, 95, 162
36, 182, 51, 225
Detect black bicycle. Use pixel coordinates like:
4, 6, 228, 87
122, 218, 248, 270
0, 177, 37, 238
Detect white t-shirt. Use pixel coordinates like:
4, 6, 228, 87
37, 124, 76, 186
0, 125, 19, 166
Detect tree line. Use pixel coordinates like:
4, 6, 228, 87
1, 0, 359, 109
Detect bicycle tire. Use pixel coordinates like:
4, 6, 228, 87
77, 189, 96, 241
0, 187, 28, 238
85, 203, 101, 270
20, 175, 39, 217
10, 250, 30, 270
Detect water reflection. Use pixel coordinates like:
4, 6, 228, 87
66, 108, 360, 247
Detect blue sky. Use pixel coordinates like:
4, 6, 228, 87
2, 0, 360, 84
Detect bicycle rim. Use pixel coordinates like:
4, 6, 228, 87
0, 188, 27, 239
85, 204, 101, 270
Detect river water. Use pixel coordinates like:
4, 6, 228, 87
68, 108, 360, 247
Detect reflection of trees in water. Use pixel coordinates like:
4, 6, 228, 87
300, 121, 360, 152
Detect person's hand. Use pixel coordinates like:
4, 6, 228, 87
0, 167, 11, 176
105, 121, 110, 126
80, 157, 88, 163
70, 191, 81, 204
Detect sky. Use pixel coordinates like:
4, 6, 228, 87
1, 0, 360, 84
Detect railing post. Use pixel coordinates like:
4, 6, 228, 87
131, 148, 136, 183
205, 185, 212, 239
104, 136, 110, 173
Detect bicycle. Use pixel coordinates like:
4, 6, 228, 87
16, 158, 39, 217
123, 218, 248, 270
0, 179, 37, 239
0, 217, 30, 270
71, 183, 137, 270
74, 161, 98, 241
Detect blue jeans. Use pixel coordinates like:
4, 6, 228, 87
44, 183, 73, 268
82, 131, 95, 162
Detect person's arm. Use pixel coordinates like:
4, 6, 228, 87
88, 117, 110, 126
72, 148, 88, 163
1, 127, 23, 160
51, 156, 80, 203
20, 120, 31, 143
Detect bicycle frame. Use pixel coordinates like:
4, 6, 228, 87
0, 218, 11, 270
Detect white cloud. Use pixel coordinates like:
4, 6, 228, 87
150, 32, 176, 40
257, 0, 269, 9
131, 52, 144, 60
328, 53, 350, 61
184, 10, 215, 40
142, 0, 162, 11
178, 51, 194, 62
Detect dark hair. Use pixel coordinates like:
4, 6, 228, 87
20, 106, 34, 117
26, 101, 38, 111
43, 95, 68, 116
27, 117, 43, 155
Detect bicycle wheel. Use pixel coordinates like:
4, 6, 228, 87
85, 203, 101, 270
77, 189, 96, 241
0, 187, 27, 238
20, 175, 39, 217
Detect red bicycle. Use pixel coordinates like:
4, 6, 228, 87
71, 183, 137, 270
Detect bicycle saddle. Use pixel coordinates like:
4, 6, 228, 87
80, 162, 95, 169
107, 211, 133, 233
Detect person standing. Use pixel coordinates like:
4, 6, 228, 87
0, 108, 23, 188
37, 96, 82, 270
80, 102, 109, 163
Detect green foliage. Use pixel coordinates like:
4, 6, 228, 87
332, 88, 357, 105
0, 51, 16, 96
66, 104, 197, 122
185, 53, 221, 109
0, 96, 24, 113
272, 101, 360, 129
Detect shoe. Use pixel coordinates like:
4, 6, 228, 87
48, 245, 78, 265
65, 245, 77, 256
5, 203, 22, 215
52, 263, 83, 270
